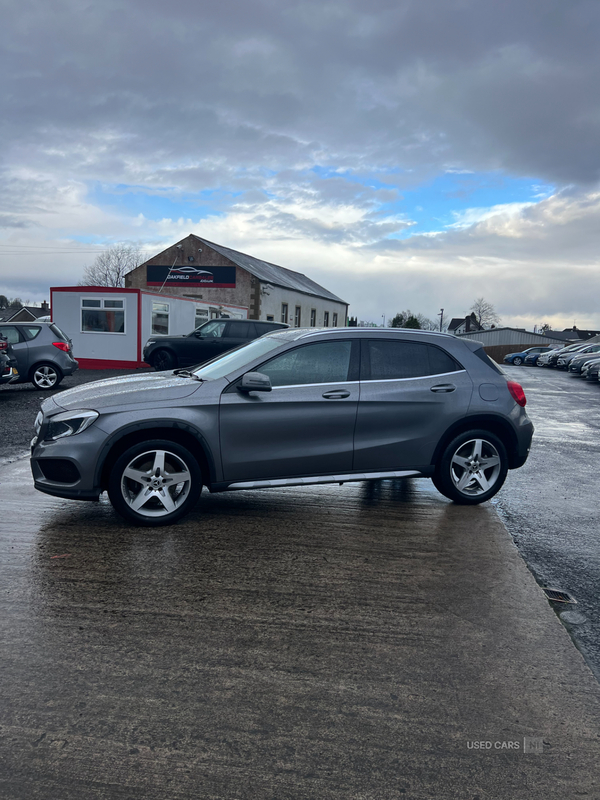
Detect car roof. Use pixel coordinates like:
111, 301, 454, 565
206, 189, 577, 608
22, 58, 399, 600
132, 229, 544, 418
262, 326, 459, 343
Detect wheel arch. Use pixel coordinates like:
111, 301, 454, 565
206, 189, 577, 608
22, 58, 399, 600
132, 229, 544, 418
430, 415, 520, 471
97, 421, 216, 491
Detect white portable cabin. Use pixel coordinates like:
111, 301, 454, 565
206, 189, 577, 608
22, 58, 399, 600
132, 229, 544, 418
50, 286, 248, 369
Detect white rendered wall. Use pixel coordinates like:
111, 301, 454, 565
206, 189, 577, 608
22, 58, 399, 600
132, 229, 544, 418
259, 285, 347, 327
51, 289, 138, 362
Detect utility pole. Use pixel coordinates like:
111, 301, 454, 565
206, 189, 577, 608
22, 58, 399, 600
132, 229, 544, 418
438, 308, 444, 332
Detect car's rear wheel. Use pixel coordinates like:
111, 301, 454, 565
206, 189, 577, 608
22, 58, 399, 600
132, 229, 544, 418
30, 362, 63, 390
433, 430, 508, 505
152, 349, 176, 371
108, 439, 202, 526
512, 356, 523, 366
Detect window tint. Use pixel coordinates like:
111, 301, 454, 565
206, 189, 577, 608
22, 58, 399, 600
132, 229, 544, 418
228, 321, 256, 338
260, 341, 352, 387
365, 340, 461, 380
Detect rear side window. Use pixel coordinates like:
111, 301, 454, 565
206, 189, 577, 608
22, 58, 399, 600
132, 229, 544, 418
0, 326, 21, 345
228, 322, 256, 339
363, 340, 462, 380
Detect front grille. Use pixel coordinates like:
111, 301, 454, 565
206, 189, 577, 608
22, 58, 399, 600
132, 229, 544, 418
38, 459, 80, 484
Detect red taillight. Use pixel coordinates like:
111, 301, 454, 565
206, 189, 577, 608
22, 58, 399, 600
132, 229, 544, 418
507, 380, 526, 407
0, 340, 6, 352
52, 341, 70, 352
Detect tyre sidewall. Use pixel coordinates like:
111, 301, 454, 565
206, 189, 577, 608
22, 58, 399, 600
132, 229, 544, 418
434, 429, 508, 505
108, 439, 202, 526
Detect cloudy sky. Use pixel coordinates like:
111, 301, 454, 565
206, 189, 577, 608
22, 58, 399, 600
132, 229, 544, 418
2, 0, 600, 329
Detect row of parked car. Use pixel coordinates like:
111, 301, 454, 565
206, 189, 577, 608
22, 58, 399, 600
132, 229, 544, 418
504, 342, 600, 380
0, 322, 78, 389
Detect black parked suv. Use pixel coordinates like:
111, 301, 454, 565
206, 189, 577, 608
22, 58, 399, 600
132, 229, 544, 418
143, 318, 289, 371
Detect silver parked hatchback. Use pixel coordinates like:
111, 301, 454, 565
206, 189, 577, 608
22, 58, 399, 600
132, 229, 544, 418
31, 328, 533, 526
0, 322, 78, 389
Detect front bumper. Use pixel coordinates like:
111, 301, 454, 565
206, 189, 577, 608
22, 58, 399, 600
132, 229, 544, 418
31, 425, 105, 501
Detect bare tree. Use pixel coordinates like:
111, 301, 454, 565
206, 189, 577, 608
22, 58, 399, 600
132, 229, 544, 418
470, 297, 500, 329
80, 245, 142, 287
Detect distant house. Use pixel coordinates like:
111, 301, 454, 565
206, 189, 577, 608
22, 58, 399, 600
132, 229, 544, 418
125, 233, 349, 329
0, 301, 50, 323
447, 313, 484, 335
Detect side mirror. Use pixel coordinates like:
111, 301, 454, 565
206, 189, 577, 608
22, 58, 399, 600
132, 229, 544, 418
194, 331, 204, 338
238, 372, 272, 393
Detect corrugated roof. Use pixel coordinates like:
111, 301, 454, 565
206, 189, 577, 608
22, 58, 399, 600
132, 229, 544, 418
191, 235, 347, 305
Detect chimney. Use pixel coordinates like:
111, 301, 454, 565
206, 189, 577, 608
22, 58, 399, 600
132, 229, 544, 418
41, 300, 49, 311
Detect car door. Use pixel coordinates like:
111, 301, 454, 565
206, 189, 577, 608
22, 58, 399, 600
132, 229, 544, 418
219, 339, 359, 482
353, 338, 474, 470
0, 325, 29, 374
180, 319, 230, 366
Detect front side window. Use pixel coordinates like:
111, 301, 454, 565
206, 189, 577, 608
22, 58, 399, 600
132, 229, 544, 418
281, 303, 288, 324
364, 340, 461, 380
198, 320, 227, 338
81, 298, 125, 333
259, 341, 352, 387
152, 302, 169, 335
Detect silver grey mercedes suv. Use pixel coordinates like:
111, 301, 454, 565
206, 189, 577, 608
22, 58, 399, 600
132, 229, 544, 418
31, 328, 533, 526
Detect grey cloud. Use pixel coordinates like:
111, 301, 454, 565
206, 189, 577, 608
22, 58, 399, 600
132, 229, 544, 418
2, 0, 600, 188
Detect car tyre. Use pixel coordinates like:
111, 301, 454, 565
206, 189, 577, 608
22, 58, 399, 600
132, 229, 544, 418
108, 439, 203, 526
512, 356, 523, 366
30, 362, 63, 390
152, 349, 176, 371
433, 429, 508, 505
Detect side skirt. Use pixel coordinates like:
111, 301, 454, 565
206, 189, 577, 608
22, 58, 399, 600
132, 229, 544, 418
209, 469, 426, 493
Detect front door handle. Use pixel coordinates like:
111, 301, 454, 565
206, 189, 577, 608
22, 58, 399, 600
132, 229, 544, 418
322, 389, 351, 399
430, 384, 456, 393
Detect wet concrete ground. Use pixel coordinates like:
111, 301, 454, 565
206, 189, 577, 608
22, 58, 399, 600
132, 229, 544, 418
495, 366, 600, 680
2, 457, 600, 799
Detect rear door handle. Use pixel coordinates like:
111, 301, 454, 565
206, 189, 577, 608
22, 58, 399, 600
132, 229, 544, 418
322, 389, 351, 399
430, 384, 456, 393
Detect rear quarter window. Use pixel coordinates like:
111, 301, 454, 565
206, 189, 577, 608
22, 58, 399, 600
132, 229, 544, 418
472, 347, 504, 375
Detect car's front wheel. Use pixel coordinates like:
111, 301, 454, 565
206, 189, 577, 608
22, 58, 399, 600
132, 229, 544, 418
30, 362, 63, 390
108, 440, 203, 526
512, 356, 523, 366
433, 430, 508, 505
152, 349, 176, 371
